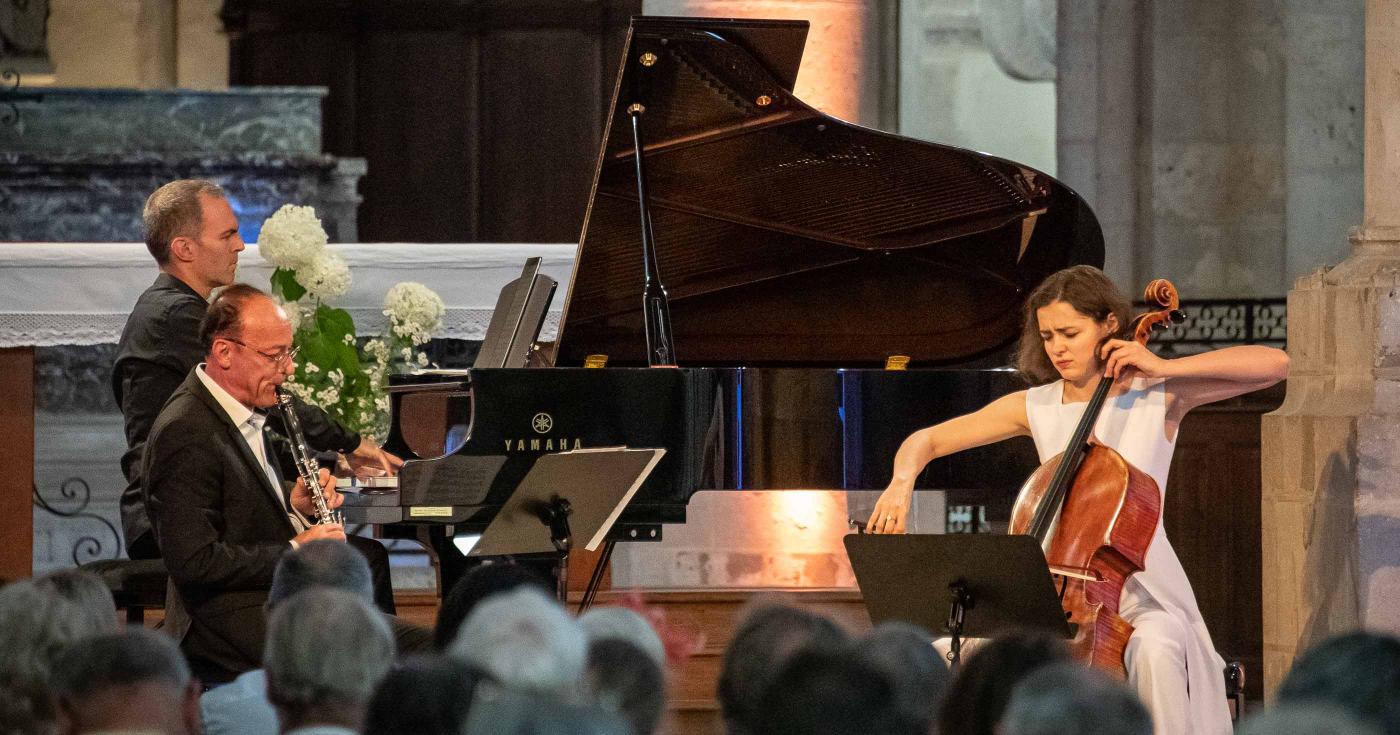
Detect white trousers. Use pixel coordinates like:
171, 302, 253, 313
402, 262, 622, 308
1120, 593, 1233, 735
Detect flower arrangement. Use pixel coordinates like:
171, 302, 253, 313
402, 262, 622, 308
257, 204, 445, 440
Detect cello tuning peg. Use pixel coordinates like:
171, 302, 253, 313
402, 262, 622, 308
1169, 309, 1186, 324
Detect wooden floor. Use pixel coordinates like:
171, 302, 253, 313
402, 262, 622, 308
130, 586, 871, 735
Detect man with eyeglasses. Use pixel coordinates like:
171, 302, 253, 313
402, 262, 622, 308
113, 180, 402, 611
143, 283, 358, 685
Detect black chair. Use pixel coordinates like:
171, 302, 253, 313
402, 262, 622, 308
82, 558, 168, 624
1225, 660, 1246, 721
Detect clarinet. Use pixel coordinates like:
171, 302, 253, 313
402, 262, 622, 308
274, 386, 342, 526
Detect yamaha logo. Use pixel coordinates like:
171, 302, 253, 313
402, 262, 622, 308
531, 413, 553, 434
506, 412, 580, 451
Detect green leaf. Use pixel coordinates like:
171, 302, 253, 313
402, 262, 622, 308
271, 268, 306, 302
315, 305, 356, 338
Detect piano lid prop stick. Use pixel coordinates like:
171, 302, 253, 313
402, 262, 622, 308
627, 95, 678, 368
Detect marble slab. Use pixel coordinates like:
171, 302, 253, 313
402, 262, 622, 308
1, 86, 327, 155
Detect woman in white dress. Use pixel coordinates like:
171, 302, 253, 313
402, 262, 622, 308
867, 265, 1288, 735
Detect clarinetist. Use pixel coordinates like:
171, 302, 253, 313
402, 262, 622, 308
144, 284, 347, 685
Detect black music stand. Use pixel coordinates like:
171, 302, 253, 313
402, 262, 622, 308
470, 447, 666, 601
843, 534, 1073, 668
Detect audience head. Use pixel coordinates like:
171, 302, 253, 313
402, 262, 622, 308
856, 620, 949, 731
0, 576, 118, 732
585, 639, 665, 735
462, 688, 630, 735
580, 605, 666, 668
200, 284, 294, 409
268, 538, 374, 610
264, 588, 395, 733
32, 569, 117, 639
434, 561, 552, 651
50, 628, 199, 735
143, 179, 242, 294
1238, 702, 1383, 735
716, 601, 851, 734
1000, 662, 1152, 735
1276, 631, 1400, 735
752, 645, 923, 735
449, 587, 586, 699
937, 629, 1072, 735
363, 656, 484, 735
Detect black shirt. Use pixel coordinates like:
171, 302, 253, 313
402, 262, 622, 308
113, 273, 360, 558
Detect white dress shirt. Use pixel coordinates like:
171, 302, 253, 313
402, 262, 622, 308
195, 364, 306, 532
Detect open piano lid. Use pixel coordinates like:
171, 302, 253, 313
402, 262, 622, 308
555, 16, 1104, 368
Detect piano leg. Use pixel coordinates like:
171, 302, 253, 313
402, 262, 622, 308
416, 524, 474, 600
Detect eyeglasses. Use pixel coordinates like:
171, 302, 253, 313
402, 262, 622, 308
225, 338, 300, 366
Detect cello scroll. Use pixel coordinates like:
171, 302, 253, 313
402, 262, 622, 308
1130, 279, 1185, 346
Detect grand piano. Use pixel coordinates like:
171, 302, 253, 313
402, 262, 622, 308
344, 16, 1104, 590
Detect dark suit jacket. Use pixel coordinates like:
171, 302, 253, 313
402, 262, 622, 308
115, 273, 360, 558
142, 370, 297, 683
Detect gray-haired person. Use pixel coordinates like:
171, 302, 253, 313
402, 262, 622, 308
579, 605, 666, 669
202, 540, 426, 735
448, 587, 587, 700
265, 588, 394, 735
0, 573, 116, 734
1000, 662, 1153, 735
50, 628, 201, 735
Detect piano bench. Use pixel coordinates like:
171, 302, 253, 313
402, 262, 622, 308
83, 558, 168, 625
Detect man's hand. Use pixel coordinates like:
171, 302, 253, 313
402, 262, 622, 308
290, 467, 343, 518
293, 522, 346, 544
345, 438, 405, 477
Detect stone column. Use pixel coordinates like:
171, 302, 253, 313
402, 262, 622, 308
1055, 0, 1146, 289
641, 0, 886, 126
1261, 0, 1400, 692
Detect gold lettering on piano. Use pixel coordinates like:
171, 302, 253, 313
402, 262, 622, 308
409, 506, 453, 518
503, 438, 584, 452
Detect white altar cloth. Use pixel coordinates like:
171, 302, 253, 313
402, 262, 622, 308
0, 242, 576, 347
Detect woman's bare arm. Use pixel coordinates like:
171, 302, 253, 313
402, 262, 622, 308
868, 390, 1031, 534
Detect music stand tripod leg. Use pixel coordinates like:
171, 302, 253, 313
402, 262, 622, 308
947, 581, 974, 669
579, 538, 616, 614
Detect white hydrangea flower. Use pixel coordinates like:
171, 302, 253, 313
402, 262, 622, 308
364, 339, 390, 361
283, 380, 314, 403
343, 333, 355, 345
258, 204, 328, 270
298, 251, 352, 301
416, 351, 430, 367
383, 282, 445, 345
328, 369, 344, 386
375, 395, 391, 412
316, 386, 340, 406
303, 362, 319, 374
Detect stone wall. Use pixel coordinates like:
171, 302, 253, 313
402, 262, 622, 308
43, 0, 227, 89
901, 0, 1057, 175
1057, 0, 1363, 299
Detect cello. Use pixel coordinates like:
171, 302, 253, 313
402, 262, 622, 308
1007, 279, 1184, 676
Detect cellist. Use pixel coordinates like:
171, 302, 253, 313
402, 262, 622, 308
867, 265, 1288, 734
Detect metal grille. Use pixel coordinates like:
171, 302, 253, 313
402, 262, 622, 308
1138, 299, 1287, 354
